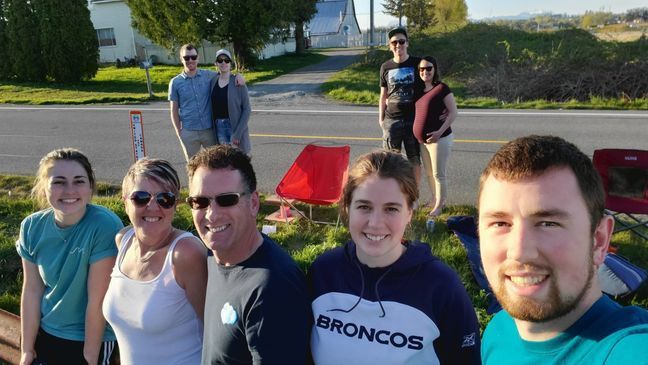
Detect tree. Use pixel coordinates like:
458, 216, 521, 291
126, 0, 295, 70
291, 0, 317, 55
34, 0, 99, 82
403, 0, 433, 31
625, 7, 648, 22
432, 0, 467, 31
383, 0, 405, 27
0, 0, 12, 79
125, 0, 202, 51
200, 0, 294, 70
5, 0, 45, 81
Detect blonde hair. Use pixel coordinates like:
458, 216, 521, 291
31, 148, 95, 209
122, 158, 181, 198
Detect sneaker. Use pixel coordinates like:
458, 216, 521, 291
426, 219, 435, 232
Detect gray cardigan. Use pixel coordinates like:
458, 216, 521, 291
210, 74, 252, 153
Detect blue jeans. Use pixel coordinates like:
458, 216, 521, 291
214, 118, 232, 144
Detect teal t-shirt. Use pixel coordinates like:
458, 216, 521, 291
481, 295, 648, 364
16, 204, 122, 341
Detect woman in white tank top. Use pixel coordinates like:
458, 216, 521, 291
102, 158, 207, 365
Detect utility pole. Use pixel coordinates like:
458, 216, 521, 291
370, 0, 375, 47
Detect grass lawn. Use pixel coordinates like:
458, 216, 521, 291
0, 52, 327, 105
1, 174, 646, 332
322, 61, 648, 110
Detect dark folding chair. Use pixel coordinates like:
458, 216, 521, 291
593, 149, 648, 241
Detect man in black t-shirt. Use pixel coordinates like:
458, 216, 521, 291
186, 146, 311, 364
379, 28, 424, 183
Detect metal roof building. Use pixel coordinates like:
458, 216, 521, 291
308, 0, 362, 48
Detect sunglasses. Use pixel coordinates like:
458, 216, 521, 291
216, 58, 231, 64
129, 191, 177, 209
390, 39, 406, 46
419, 66, 434, 72
182, 55, 198, 61
186, 192, 247, 210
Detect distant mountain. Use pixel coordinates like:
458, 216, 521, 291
478, 11, 555, 21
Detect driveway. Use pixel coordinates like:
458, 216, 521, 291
248, 48, 364, 106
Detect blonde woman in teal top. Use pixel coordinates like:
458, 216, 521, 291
16, 148, 122, 365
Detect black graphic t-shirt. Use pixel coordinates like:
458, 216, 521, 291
380, 56, 423, 120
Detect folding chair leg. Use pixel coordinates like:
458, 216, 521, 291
608, 210, 648, 241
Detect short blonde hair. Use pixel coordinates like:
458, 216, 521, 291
122, 158, 181, 198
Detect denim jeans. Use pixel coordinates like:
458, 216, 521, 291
214, 118, 232, 144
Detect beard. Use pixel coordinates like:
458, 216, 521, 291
493, 257, 595, 322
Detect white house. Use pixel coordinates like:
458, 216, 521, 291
87, 0, 296, 64
308, 0, 361, 48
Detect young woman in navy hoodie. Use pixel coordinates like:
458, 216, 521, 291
308, 150, 481, 365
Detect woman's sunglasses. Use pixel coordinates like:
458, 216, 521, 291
216, 58, 231, 64
129, 191, 176, 209
419, 66, 434, 72
186, 192, 247, 210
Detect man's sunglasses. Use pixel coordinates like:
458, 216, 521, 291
129, 191, 177, 209
419, 66, 434, 72
216, 58, 231, 64
186, 192, 247, 210
390, 39, 406, 46
182, 55, 198, 61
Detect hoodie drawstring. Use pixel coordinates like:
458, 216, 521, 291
374, 267, 393, 318
327, 259, 393, 318
327, 258, 365, 314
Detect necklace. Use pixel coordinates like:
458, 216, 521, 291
135, 229, 175, 263
52, 216, 78, 244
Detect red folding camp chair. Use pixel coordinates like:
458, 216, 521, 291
593, 149, 648, 240
271, 144, 350, 224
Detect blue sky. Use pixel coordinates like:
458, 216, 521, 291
354, 0, 647, 30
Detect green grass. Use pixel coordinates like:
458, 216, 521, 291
0, 52, 327, 105
1, 175, 647, 334
322, 60, 648, 109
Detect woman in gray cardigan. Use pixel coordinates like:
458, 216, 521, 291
210, 49, 252, 154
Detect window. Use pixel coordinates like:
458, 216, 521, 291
96, 28, 116, 47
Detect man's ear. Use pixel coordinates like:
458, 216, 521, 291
249, 191, 260, 216
592, 215, 614, 266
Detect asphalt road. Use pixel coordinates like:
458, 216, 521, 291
1, 48, 646, 205
1, 104, 646, 206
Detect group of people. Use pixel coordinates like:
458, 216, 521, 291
169, 44, 251, 162
15, 28, 648, 365
379, 28, 458, 231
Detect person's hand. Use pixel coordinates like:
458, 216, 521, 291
20, 350, 36, 365
425, 131, 442, 143
232, 138, 240, 146
235, 73, 246, 86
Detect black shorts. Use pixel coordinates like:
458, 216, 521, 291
382, 118, 421, 165
33, 328, 118, 365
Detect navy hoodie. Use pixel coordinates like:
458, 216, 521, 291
308, 240, 481, 365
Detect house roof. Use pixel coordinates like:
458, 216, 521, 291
309, 0, 360, 35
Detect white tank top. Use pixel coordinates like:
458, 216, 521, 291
102, 229, 203, 365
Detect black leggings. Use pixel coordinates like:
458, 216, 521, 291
33, 328, 118, 365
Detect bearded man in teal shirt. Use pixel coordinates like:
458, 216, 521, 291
477, 135, 648, 365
